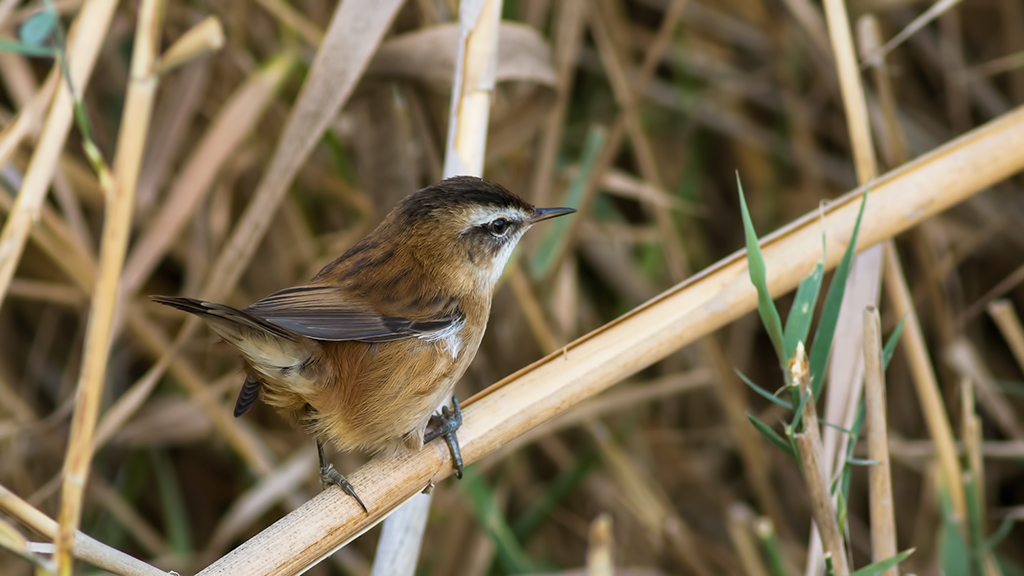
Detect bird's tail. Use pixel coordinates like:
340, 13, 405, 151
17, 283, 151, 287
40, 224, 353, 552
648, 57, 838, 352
150, 295, 296, 341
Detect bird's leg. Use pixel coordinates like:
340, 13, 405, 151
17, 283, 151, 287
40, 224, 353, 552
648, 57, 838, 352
424, 395, 464, 479
317, 439, 368, 513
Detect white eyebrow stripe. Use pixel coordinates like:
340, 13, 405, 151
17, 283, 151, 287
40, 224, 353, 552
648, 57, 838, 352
466, 206, 525, 228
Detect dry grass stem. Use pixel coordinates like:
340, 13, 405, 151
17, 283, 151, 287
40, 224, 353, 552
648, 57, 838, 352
589, 422, 713, 576
794, 427, 849, 576
586, 513, 614, 576
988, 300, 1024, 372
547, 0, 685, 273
441, 0, 502, 177
863, 307, 898, 575
0, 484, 168, 575
881, 243, 965, 516
946, 340, 1024, 441
823, 0, 877, 182
793, 341, 850, 575
193, 0, 402, 306
154, 15, 224, 75
959, 378, 1001, 576
0, 0, 117, 307
53, 0, 164, 571
120, 55, 295, 296
528, 0, 586, 207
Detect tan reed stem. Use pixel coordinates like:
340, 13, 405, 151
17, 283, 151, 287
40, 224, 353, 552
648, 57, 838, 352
53, 0, 164, 572
864, 307, 898, 575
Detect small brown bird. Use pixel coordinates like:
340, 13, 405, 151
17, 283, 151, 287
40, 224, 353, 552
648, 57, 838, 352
152, 176, 573, 511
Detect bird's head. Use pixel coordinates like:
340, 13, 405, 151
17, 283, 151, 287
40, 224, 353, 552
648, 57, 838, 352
383, 176, 575, 290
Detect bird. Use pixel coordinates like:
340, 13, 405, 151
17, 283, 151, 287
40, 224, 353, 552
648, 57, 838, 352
151, 176, 575, 512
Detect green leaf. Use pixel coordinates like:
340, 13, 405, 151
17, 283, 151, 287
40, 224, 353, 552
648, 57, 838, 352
19, 10, 57, 47
755, 521, 790, 576
736, 369, 792, 410
835, 490, 848, 535
835, 400, 865, 501
982, 516, 1018, 553
940, 489, 971, 576
808, 191, 869, 397
850, 549, 916, 576
150, 449, 194, 554
789, 388, 812, 432
747, 414, 795, 458
882, 316, 906, 370
820, 419, 855, 435
737, 174, 785, 363
995, 379, 1024, 398
964, 473, 988, 575
784, 261, 824, 360
0, 37, 55, 57
845, 457, 879, 466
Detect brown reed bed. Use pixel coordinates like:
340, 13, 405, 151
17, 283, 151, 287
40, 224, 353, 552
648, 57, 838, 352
2, 0, 1024, 574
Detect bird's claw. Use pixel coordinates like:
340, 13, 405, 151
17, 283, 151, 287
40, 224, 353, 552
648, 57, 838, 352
424, 396, 464, 479
317, 440, 368, 513
320, 463, 368, 513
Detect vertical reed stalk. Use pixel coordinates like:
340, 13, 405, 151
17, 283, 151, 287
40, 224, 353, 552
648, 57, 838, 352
864, 307, 898, 575
792, 343, 849, 576
54, 0, 164, 571
373, 1, 503, 574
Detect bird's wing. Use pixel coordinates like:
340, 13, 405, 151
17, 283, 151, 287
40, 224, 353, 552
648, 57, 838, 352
244, 285, 459, 343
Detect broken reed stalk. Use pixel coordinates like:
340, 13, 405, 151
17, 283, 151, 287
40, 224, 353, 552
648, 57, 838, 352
373, 1, 503, 574
586, 513, 614, 576
863, 307, 898, 575
794, 431, 847, 576
0, 485, 168, 576
196, 103, 1024, 576
54, 0, 163, 572
792, 344, 850, 576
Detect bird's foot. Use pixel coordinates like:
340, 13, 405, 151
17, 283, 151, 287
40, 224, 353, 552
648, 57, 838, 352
317, 439, 367, 513
424, 396, 464, 479
320, 463, 368, 513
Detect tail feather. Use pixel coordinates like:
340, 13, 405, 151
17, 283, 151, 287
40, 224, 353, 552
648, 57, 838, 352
152, 295, 315, 415
150, 295, 295, 340
233, 375, 261, 417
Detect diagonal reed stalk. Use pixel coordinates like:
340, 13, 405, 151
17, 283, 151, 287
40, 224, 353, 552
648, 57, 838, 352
195, 100, 1024, 576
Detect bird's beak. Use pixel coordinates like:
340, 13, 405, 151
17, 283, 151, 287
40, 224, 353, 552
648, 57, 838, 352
529, 207, 576, 224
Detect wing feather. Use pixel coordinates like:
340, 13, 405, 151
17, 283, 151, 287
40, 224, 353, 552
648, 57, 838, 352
245, 285, 459, 342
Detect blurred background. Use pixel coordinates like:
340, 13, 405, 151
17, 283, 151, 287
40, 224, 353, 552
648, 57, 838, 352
1, 0, 1024, 574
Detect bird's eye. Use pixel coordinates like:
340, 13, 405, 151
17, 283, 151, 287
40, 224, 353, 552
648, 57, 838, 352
488, 218, 508, 236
